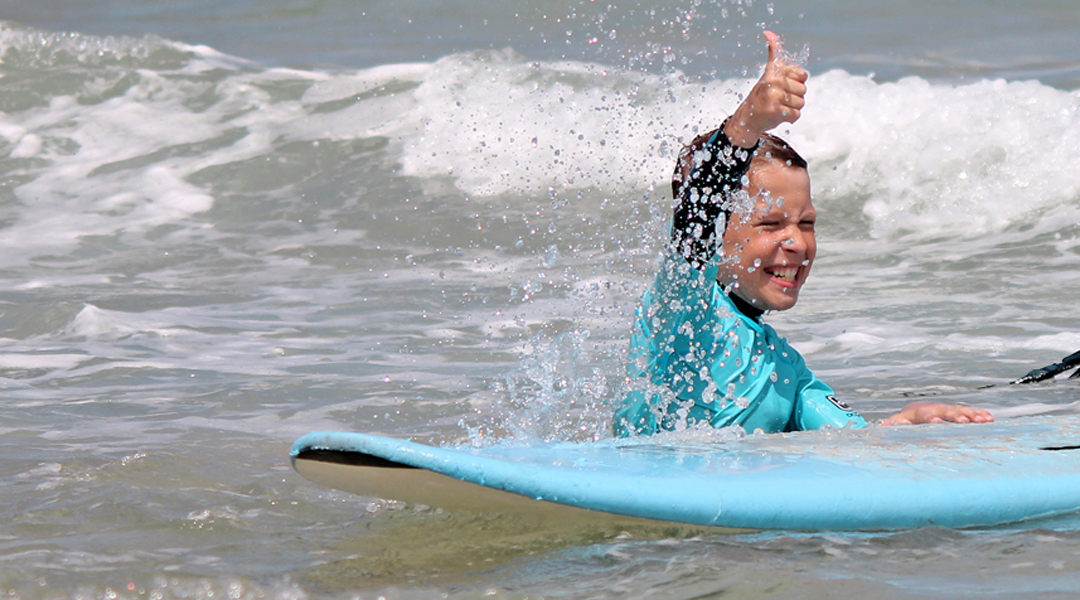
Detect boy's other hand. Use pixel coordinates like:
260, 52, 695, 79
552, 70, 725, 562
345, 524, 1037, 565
880, 402, 995, 426
725, 30, 808, 148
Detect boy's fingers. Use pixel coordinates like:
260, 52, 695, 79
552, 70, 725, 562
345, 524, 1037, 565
884, 403, 993, 427
774, 63, 808, 87
782, 77, 807, 98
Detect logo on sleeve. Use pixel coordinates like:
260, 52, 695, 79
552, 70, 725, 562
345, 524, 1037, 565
826, 395, 852, 411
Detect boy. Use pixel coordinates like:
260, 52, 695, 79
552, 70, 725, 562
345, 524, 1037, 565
614, 31, 993, 436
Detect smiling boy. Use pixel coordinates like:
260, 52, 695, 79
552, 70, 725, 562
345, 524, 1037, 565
614, 31, 992, 436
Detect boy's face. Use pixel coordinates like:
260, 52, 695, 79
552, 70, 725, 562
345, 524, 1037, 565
719, 163, 815, 313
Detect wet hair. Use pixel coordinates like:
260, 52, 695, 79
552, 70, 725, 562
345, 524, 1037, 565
671, 129, 806, 201
752, 132, 807, 171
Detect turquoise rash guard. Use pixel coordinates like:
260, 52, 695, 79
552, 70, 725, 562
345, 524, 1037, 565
613, 125, 866, 436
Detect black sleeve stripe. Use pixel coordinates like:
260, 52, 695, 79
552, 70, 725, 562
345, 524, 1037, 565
670, 122, 758, 270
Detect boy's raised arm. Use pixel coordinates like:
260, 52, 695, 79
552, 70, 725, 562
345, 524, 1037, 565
724, 30, 808, 149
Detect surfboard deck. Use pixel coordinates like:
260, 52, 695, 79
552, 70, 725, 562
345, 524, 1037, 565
291, 415, 1080, 531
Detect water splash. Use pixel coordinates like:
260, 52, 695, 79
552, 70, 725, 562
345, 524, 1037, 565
776, 43, 810, 68
462, 329, 617, 445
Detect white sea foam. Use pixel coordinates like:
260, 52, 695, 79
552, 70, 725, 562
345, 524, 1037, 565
387, 52, 1080, 240
800, 71, 1080, 240
3, 36, 1077, 273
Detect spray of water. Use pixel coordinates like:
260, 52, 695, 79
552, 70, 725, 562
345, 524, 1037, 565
460, 329, 621, 445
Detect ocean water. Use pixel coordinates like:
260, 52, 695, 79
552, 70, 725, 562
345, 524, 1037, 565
2, 0, 1080, 598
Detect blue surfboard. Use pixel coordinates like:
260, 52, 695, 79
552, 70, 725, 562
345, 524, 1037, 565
291, 415, 1080, 531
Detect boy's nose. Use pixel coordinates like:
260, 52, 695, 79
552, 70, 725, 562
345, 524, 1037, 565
780, 229, 809, 255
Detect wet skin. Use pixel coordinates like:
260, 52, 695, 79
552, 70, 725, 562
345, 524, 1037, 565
719, 163, 815, 313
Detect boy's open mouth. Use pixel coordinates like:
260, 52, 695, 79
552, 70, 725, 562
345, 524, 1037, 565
764, 265, 799, 283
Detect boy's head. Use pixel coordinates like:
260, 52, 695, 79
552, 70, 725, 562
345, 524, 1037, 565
720, 133, 815, 313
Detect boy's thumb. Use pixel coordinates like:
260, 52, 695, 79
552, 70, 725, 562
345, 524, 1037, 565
763, 30, 782, 67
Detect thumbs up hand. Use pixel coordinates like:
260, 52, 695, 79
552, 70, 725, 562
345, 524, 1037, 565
724, 31, 809, 148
